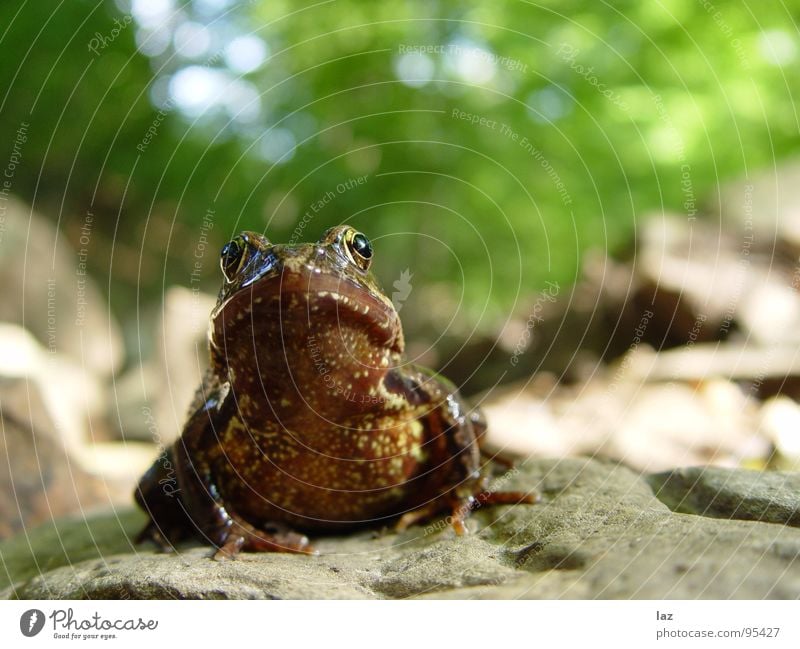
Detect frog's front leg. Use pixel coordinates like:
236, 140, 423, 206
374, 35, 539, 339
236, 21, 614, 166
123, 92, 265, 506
174, 384, 315, 559
211, 518, 313, 560
137, 382, 313, 559
134, 445, 194, 551
399, 381, 537, 535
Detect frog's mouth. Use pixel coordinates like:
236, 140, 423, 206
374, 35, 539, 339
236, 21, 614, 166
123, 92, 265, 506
212, 265, 404, 354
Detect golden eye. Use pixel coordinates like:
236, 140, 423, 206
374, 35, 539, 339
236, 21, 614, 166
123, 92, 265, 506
344, 229, 373, 271
220, 236, 246, 282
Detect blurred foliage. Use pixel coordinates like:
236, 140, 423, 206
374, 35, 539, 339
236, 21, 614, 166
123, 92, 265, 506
1, 0, 799, 359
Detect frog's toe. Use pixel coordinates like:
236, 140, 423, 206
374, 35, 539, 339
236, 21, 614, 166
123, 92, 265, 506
246, 529, 316, 555
394, 503, 439, 532
446, 488, 540, 536
212, 518, 316, 559
213, 534, 245, 561
474, 489, 541, 507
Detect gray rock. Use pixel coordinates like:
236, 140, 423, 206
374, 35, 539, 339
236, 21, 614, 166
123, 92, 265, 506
113, 286, 214, 445
3, 459, 800, 599
0, 377, 107, 539
647, 466, 800, 527
715, 159, 800, 252
0, 326, 153, 538
0, 196, 123, 377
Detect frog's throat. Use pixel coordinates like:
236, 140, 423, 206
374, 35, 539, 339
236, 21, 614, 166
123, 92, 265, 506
210, 268, 404, 355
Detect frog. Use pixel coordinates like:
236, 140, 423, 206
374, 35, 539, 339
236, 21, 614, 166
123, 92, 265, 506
134, 225, 536, 559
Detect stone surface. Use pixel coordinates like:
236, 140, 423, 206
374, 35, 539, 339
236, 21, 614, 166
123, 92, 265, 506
0, 323, 106, 454
3, 458, 800, 599
113, 286, 214, 445
715, 159, 800, 251
0, 379, 106, 539
0, 325, 154, 539
483, 377, 767, 472
648, 467, 800, 527
0, 196, 123, 377
759, 397, 800, 471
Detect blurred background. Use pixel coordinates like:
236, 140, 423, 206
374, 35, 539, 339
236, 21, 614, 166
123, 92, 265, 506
2, 0, 800, 538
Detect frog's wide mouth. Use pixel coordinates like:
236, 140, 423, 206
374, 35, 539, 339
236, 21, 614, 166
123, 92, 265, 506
212, 265, 402, 352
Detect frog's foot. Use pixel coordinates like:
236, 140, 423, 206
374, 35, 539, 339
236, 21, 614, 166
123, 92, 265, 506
394, 503, 440, 532
135, 521, 176, 553
213, 517, 316, 561
135, 512, 202, 553
395, 488, 539, 536
479, 449, 516, 468
473, 489, 540, 508
448, 488, 540, 535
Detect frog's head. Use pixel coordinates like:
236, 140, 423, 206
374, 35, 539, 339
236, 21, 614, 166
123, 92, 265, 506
209, 225, 404, 392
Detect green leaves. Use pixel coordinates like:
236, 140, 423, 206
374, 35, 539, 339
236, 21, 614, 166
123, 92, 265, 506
1, 0, 797, 343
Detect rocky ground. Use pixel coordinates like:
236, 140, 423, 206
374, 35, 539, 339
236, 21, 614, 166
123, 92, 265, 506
2, 459, 798, 599
4, 164, 800, 599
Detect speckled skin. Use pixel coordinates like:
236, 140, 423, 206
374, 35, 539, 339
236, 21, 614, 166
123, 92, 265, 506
135, 225, 534, 558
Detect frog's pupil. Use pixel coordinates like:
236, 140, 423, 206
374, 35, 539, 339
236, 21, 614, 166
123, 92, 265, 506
351, 233, 372, 259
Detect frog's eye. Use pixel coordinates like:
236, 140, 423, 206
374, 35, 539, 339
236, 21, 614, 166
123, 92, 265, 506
220, 237, 246, 282
343, 229, 373, 271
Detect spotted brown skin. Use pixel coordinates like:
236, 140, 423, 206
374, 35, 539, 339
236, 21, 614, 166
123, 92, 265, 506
134, 225, 535, 559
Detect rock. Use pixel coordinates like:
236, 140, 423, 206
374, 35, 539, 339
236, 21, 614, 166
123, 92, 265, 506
483, 377, 767, 472
113, 286, 214, 445
624, 213, 800, 349
3, 458, 800, 599
647, 466, 800, 527
715, 159, 800, 252
0, 510, 146, 594
625, 342, 800, 384
0, 324, 154, 538
0, 196, 123, 376
0, 383, 106, 539
0, 323, 105, 452
632, 214, 739, 344
155, 287, 215, 429
604, 380, 767, 472
758, 397, 800, 470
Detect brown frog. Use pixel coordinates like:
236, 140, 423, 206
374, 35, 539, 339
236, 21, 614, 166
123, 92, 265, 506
135, 225, 535, 559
